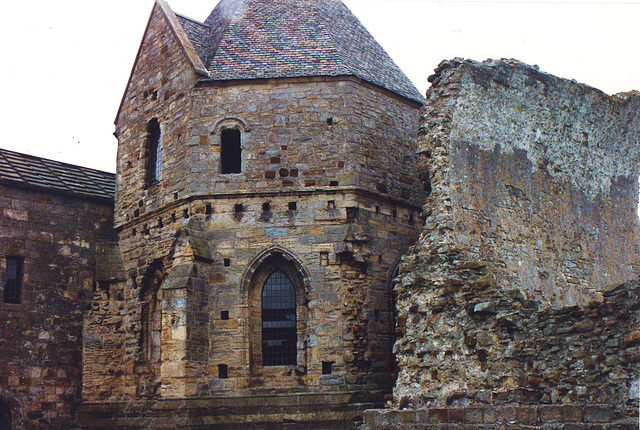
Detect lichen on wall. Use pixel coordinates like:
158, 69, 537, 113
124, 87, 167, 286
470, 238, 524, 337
391, 58, 640, 417
416, 58, 640, 307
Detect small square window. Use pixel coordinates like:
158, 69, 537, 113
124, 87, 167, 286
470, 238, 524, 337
221, 310, 230, 320
262, 202, 270, 212
224, 259, 231, 267
234, 204, 243, 213
218, 364, 228, 379
205, 204, 213, 215
322, 361, 334, 375
288, 202, 297, 211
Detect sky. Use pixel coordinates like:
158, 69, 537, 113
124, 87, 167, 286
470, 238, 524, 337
0, 0, 638, 173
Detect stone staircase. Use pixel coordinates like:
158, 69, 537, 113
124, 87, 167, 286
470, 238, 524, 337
74, 391, 386, 429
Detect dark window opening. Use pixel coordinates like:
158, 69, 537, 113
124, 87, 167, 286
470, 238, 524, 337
329, 180, 339, 187
322, 361, 334, 375
234, 204, 243, 213
218, 364, 228, 379
224, 259, 231, 267
375, 205, 381, 215
147, 118, 162, 186
4, 257, 23, 304
392, 209, 398, 219
221, 129, 242, 174
288, 202, 297, 211
0, 399, 12, 430
183, 209, 189, 219
134, 209, 140, 218
171, 213, 176, 223
262, 202, 270, 212
346, 207, 359, 223
173, 192, 179, 200
205, 204, 213, 215
221, 310, 229, 320
158, 217, 163, 228
262, 270, 297, 366
132, 229, 137, 237
152, 90, 158, 100
327, 200, 336, 209
326, 117, 333, 126
424, 178, 433, 196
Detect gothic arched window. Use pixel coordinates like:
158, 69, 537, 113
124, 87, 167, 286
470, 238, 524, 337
261, 270, 297, 366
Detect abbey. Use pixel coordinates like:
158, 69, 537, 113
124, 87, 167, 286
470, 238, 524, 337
1, 0, 639, 429
79, 0, 424, 427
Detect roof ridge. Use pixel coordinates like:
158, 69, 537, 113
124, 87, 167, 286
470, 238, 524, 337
0, 147, 114, 176
0, 147, 115, 201
174, 12, 210, 27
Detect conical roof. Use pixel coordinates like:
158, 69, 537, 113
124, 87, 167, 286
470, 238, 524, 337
176, 0, 423, 102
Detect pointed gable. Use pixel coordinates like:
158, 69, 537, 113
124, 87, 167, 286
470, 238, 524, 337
116, 1, 209, 125
177, 0, 423, 103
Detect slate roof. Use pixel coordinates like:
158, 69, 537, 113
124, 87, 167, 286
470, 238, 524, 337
175, 0, 424, 103
0, 148, 115, 201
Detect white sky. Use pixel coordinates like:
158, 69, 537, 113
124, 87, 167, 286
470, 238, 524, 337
0, 0, 638, 173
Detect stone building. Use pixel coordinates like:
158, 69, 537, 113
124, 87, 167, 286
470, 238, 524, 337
3, 1, 638, 429
0, 148, 115, 429
77, 0, 424, 427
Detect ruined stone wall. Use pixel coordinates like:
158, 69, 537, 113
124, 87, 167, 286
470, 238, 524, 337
418, 58, 639, 306
383, 59, 639, 428
0, 184, 114, 429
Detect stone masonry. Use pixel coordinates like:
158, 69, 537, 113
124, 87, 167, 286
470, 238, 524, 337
363, 59, 640, 429
79, 1, 424, 427
0, 149, 114, 430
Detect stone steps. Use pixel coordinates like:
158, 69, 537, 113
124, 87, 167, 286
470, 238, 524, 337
75, 391, 386, 429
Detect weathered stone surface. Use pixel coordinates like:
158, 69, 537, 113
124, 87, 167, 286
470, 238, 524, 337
384, 58, 639, 429
0, 183, 114, 429
81, 1, 423, 427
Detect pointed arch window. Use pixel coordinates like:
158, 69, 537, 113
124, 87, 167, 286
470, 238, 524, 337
147, 118, 162, 186
262, 270, 297, 366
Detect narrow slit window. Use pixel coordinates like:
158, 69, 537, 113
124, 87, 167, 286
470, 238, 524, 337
221, 129, 242, 174
147, 118, 162, 186
262, 270, 297, 366
3, 257, 24, 304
